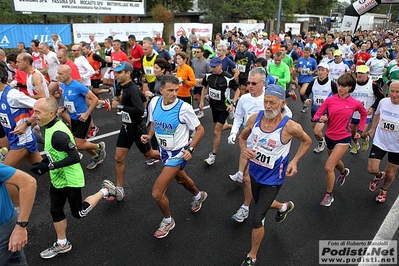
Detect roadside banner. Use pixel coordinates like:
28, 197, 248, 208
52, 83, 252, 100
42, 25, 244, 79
72, 23, 164, 43
221, 23, 264, 35
0, 24, 71, 49
174, 23, 213, 42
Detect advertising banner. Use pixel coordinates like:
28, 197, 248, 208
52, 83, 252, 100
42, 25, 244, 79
0, 24, 71, 49
174, 23, 213, 42
284, 23, 301, 35
72, 23, 164, 43
11, 0, 145, 16
221, 23, 264, 35
352, 0, 378, 16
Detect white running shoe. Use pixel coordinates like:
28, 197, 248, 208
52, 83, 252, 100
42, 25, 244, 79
229, 171, 243, 183
204, 153, 216, 165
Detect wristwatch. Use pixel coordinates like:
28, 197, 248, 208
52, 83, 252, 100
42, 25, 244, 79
48, 162, 55, 170
16, 221, 29, 227
25, 120, 32, 127
187, 146, 195, 154
117, 105, 124, 110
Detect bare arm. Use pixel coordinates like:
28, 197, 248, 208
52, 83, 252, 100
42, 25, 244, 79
6, 169, 37, 252
78, 90, 98, 122
30, 73, 47, 99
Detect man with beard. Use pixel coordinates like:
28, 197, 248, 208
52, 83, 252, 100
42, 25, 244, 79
239, 84, 311, 265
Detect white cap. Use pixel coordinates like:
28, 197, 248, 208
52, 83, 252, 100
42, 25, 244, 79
318, 62, 329, 70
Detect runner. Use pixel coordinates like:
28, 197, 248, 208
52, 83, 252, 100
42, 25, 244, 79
313, 72, 368, 207
141, 75, 207, 238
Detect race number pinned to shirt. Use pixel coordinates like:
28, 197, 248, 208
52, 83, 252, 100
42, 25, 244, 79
64, 101, 76, 113
380, 118, 398, 133
121, 111, 132, 123
144, 66, 154, 76
112, 60, 121, 69
237, 64, 246, 72
209, 87, 222, 101
371, 75, 381, 81
251, 145, 277, 169
0, 113, 11, 129
301, 67, 310, 75
314, 95, 327, 106
156, 133, 174, 149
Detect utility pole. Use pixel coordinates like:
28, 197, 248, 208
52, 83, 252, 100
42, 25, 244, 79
277, 0, 282, 33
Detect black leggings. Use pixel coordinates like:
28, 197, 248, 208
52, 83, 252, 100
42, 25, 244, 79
50, 184, 92, 222
250, 176, 281, 229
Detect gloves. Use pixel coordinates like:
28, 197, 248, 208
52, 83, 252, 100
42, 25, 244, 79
30, 161, 50, 176
228, 133, 237, 145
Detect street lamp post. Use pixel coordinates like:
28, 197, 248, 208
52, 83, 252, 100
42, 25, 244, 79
277, 0, 282, 33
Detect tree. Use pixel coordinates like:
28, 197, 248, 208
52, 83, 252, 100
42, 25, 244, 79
151, 4, 174, 40
146, 0, 193, 13
305, 0, 339, 15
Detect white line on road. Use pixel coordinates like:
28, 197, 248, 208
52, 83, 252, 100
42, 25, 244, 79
358, 195, 399, 266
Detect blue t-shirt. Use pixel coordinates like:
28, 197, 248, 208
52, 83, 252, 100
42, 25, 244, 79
222, 57, 236, 75
61, 80, 90, 120
0, 163, 17, 225
296, 57, 318, 84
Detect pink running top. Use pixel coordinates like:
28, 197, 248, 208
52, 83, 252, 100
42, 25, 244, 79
313, 94, 367, 140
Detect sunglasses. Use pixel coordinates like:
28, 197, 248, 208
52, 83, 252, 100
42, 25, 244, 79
195, 51, 202, 53
246, 81, 262, 86
71, 50, 78, 52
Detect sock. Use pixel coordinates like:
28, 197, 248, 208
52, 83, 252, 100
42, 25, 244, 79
57, 238, 67, 246
212, 152, 216, 156
100, 188, 109, 197
376, 172, 382, 179
247, 255, 256, 262
14, 207, 20, 213
194, 192, 201, 201
241, 205, 249, 211
92, 154, 99, 159
381, 188, 386, 191
238, 171, 243, 176
91, 126, 95, 129
327, 192, 332, 196
279, 202, 287, 213
319, 137, 324, 143
163, 217, 172, 223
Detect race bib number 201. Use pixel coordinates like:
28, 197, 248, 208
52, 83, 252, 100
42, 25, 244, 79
251, 146, 277, 169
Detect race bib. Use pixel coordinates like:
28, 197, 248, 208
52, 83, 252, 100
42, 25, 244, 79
112, 60, 121, 69
380, 119, 399, 132
0, 113, 11, 129
301, 68, 310, 75
156, 133, 174, 149
209, 87, 222, 101
371, 75, 381, 81
121, 111, 132, 123
314, 95, 327, 106
237, 64, 246, 72
360, 99, 367, 107
144, 66, 154, 76
64, 101, 76, 113
251, 145, 277, 169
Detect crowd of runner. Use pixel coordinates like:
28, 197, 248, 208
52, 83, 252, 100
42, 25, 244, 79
1, 26, 399, 265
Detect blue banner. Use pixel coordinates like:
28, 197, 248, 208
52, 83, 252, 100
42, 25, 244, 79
0, 24, 72, 49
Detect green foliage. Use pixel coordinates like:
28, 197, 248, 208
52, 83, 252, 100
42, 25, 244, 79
305, 0, 338, 15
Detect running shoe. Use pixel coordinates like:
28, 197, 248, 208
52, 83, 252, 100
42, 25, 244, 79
145, 158, 160, 166
320, 193, 334, 207
116, 110, 122, 115
96, 142, 106, 162
313, 138, 326, 153
336, 168, 350, 187
231, 207, 249, 222
104, 187, 125, 201
40, 241, 72, 259
0, 147, 8, 162
102, 179, 119, 198
86, 157, 102, 170
154, 218, 175, 238
301, 105, 309, 113
375, 189, 387, 203
241, 256, 256, 266
87, 126, 99, 138
96, 103, 104, 109
369, 172, 385, 192
275, 201, 295, 223
103, 99, 111, 112
290, 90, 297, 101
361, 136, 370, 151
196, 111, 204, 119
204, 153, 216, 165
229, 171, 244, 183
191, 191, 207, 213
350, 142, 360, 154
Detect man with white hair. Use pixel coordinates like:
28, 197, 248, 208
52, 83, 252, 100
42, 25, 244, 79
254, 40, 266, 59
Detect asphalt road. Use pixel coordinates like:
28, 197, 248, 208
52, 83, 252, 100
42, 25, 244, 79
19, 95, 399, 266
